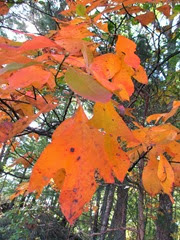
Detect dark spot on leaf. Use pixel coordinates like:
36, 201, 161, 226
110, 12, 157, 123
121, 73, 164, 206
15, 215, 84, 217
112, 119, 114, 121
73, 199, 78, 203
77, 156, 81, 161
108, 78, 112, 82
70, 147, 75, 152
73, 188, 78, 193
91, 183, 95, 186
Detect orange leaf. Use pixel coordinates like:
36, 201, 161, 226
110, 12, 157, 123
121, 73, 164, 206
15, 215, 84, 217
133, 65, 148, 84
171, 162, 180, 187
8, 66, 55, 90
0, 103, 57, 143
54, 22, 93, 56
104, 135, 130, 182
19, 35, 58, 53
113, 63, 135, 97
135, 12, 155, 26
157, 154, 174, 202
142, 154, 162, 196
133, 124, 179, 147
165, 141, 180, 159
157, 4, 171, 17
116, 35, 140, 69
53, 169, 66, 190
0, 2, 9, 15
149, 124, 178, 145
90, 53, 121, 92
9, 153, 33, 168
52, 54, 85, 68
10, 182, 29, 200
28, 107, 115, 224
146, 101, 180, 123
81, 43, 94, 73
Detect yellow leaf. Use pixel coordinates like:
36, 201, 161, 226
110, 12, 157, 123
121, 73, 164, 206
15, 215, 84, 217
89, 101, 139, 147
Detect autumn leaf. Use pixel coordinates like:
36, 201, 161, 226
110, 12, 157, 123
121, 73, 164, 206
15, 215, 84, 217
135, 12, 155, 26
171, 162, 180, 187
8, 65, 55, 90
104, 135, 130, 182
157, 4, 171, 17
52, 54, 86, 68
0, 103, 57, 143
10, 182, 29, 200
64, 67, 112, 102
90, 53, 121, 91
81, 43, 94, 72
53, 22, 93, 56
19, 35, 59, 53
9, 152, 33, 168
76, 4, 86, 17
0, 2, 9, 15
133, 65, 148, 84
89, 101, 139, 147
142, 153, 162, 196
112, 60, 135, 98
133, 123, 179, 148
28, 106, 115, 224
146, 101, 180, 123
116, 35, 140, 69
157, 154, 174, 202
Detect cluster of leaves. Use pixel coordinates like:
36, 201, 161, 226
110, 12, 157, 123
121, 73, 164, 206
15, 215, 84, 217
0, 0, 179, 225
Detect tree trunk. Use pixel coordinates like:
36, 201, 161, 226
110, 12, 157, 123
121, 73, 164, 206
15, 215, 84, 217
99, 185, 115, 240
137, 161, 145, 240
156, 194, 173, 240
108, 184, 128, 240
92, 188, 101, 240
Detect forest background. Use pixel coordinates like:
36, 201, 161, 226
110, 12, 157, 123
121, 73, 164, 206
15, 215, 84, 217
0, 0, 179, 239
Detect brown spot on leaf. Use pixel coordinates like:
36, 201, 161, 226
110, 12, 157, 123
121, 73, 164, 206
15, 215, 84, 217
77, 156, 81, 161
70, 147, 75, 152
73, 188, 78, 193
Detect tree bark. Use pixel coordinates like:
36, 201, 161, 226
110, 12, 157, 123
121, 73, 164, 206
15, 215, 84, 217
92, 188, 101, 240
108, 184, 128, 240
137, 161, 145, 240
99, 185, 115, 240
156, 194, 173, 240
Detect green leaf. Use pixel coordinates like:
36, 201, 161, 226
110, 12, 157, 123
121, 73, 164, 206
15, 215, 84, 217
173, 5, 180, 12
76, 4, 86, 17
7, 3, 14, 8
64, 67, 112, 103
